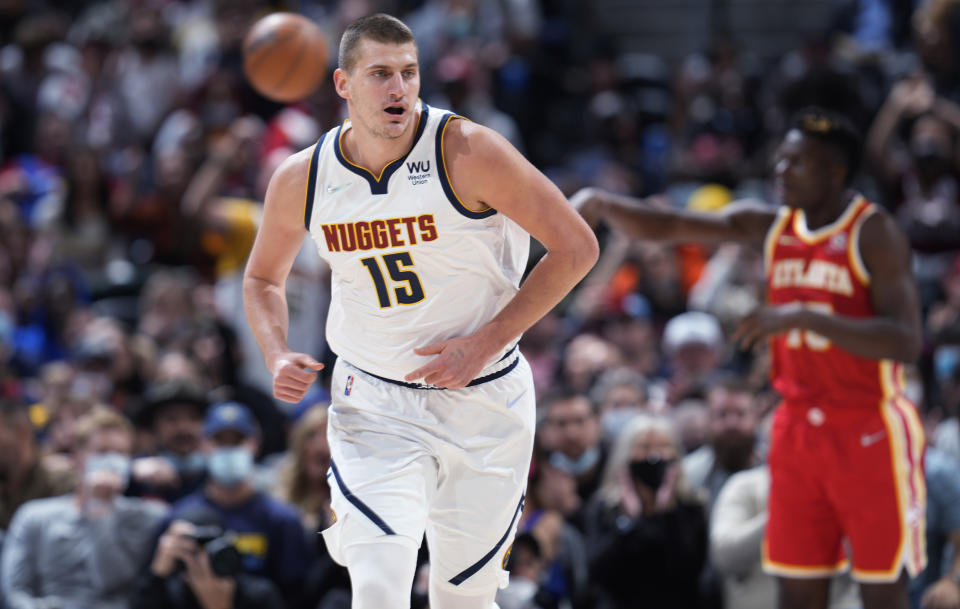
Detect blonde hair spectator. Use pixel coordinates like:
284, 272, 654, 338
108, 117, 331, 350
597, 414, 700, 508
274, 404, 332, 531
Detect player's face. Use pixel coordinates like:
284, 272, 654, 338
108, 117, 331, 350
773, 130, 833, 211
340, 39, 420, 140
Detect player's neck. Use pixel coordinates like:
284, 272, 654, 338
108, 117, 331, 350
803, 189, 852, 230
343, 110, 420, 177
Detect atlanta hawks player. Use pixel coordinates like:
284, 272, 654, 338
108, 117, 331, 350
572, 108, 924, 609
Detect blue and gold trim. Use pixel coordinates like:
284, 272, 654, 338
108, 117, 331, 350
303, 133, 326, 230
334, 103, 430, 196
449, 494, 525, 585
435, 113, 497, 219
356, 346, 519, 390
328, 459, 396, 535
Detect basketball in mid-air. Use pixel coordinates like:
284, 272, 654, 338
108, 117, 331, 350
243, 12, 328, 103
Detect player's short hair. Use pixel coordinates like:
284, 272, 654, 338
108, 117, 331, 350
790, 107, 863, 184
338, 13, 416, 72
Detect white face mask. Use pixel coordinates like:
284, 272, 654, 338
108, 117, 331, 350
550, 446, 600, 476
84, 452, 131, 489
207, 447, 253, 487
496, 577, 538, 609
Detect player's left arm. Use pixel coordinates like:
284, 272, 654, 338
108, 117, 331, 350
405, 120, 599, 388
735, 212, 922, 362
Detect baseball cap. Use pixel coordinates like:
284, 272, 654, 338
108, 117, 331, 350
136, 379, 209, 426
663, 311, 723, 354
204, 402, 256, 438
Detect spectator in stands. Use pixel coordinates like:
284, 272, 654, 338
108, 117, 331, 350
130, 380, 209, 504
159, 402, 314, 608
584, 415, 707, 609
672, 399, 710, 454
683, 375, 762, 510
1, 405, 166, 609
590, 367, 650, 445
496, 533, 548, 609
271, 405, 332, 533
661, 311, 726, 403
133, 508, 286, 609
136, 271, 199, 349
866, 77, 960, 266
558, 333, 623, 394
0, 398, 75, 531
910, 447, 960, 609
543, 393, 607, 508
269, 405, 349, 609
913, 0, 960, 101
929, 255, 960, 348
517, 455, 590, 609
710, 464, 860, 609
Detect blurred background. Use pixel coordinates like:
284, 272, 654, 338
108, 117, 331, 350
0, 0, 958, 608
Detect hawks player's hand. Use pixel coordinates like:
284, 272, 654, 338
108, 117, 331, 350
733, 303, 804, 351
269, 351, 324, 402
405, 335, 495, 389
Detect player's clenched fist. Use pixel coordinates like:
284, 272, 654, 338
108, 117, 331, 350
269, 351, 323, 402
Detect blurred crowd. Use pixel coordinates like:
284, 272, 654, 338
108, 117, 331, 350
0, 0, 959, 608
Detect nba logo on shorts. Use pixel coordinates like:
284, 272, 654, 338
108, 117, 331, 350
344, 375, 354, 396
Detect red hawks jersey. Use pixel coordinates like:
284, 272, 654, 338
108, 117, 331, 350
764, 195, 905, 408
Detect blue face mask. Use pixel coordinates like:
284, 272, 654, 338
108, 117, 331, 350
84, 452, 131, 489
550, 446, 600, 476
207, 447, 253, 487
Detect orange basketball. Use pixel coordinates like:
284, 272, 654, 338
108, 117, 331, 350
243, 12, 328, 103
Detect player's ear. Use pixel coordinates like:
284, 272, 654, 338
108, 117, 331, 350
333, 68, 350, 100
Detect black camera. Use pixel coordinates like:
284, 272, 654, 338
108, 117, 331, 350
186, 525, 243, 578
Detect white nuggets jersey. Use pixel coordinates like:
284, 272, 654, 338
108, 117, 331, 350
303, 102, 530, 382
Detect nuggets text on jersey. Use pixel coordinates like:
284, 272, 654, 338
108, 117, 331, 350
320, 215, 438, 252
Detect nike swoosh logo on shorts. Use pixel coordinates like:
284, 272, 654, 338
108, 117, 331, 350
860, 430, 887, 447
326, 182, 352, 194
507, 390, 527, 408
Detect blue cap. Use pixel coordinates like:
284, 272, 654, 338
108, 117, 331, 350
204, 402, 256, 437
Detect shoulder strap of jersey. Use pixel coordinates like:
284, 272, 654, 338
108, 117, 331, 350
847, 197, 877, 286
303, 132, 328, 230
763, 206, 793, 277
434, 113, 498, 220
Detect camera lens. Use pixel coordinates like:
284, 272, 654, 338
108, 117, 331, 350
203, 536, 242, 577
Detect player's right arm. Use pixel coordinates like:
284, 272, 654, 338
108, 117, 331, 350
242, 147, 323, 403
570, 187, 777, 246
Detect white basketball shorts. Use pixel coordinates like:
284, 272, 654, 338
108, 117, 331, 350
321, 352, 536, 594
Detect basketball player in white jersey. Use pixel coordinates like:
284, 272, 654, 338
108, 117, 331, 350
243, 14, 597, 609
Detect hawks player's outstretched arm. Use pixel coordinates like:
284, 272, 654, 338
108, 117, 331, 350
243, 148, 325, 403
404, 121, 599, 388
735, 212, 922, 363
569, 186, 777, 246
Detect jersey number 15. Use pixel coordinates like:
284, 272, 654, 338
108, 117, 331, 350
361, 252, 425, 308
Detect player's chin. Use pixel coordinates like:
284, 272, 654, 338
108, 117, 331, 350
381, 115, 411, 134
